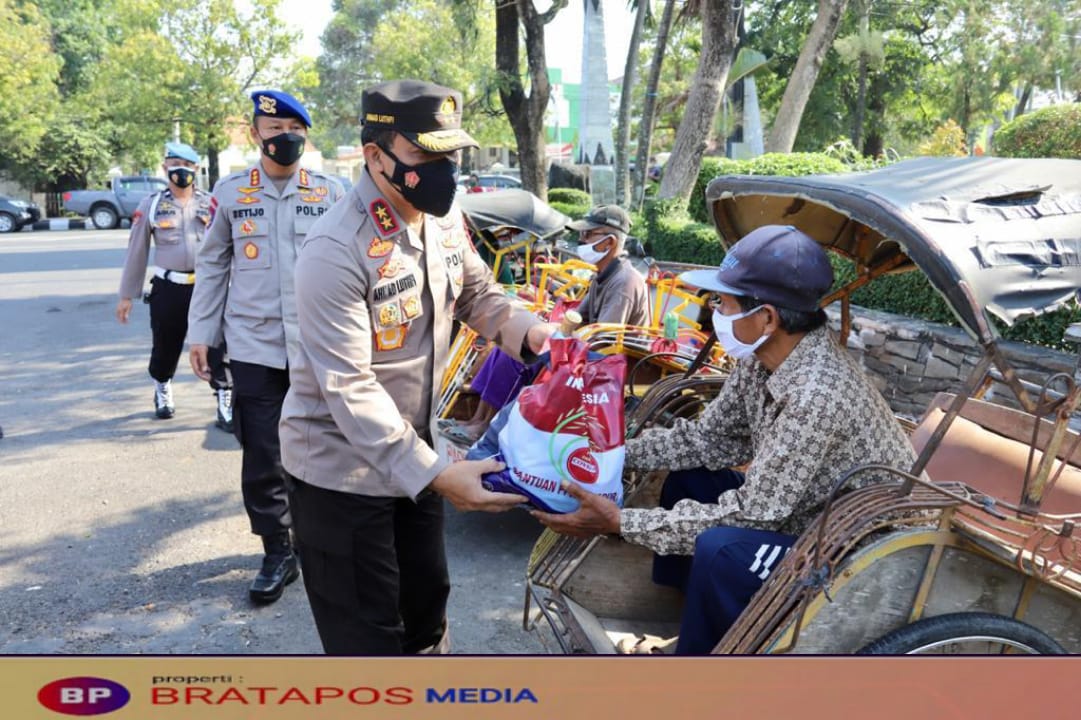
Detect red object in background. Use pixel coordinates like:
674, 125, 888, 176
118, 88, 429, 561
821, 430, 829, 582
549, 298, 582, 324
649, 337, 679, 356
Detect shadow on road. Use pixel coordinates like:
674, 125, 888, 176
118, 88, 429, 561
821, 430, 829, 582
0, 490, 318, 654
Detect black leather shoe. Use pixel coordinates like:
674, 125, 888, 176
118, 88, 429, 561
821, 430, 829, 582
249, 533, 299, 604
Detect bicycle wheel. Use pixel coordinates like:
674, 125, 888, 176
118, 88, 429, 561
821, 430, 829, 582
857, 612, 1066, 655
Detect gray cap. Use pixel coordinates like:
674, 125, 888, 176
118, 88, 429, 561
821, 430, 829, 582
567, 204, 631, 235
679, 225, 834, 312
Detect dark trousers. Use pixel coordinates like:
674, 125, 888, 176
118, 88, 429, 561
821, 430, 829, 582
286, 476, 450, 655
651, 468, 796, 655
230, 360, 291, 537
147, 276, 228, 389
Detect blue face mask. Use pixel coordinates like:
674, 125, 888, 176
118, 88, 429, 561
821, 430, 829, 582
711, 305, 769, 360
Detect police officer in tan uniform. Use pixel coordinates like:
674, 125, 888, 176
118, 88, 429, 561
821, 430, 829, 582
280, 79, 552, 655
116, 142, 231, 424
188, 90, 344, 605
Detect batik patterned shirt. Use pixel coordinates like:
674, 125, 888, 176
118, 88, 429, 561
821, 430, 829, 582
622, 327, 916, 555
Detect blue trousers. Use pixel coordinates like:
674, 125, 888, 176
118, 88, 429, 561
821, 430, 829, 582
651, 468, 796, 655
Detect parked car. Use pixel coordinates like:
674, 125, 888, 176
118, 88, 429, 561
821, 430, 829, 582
0, 195, 42, 233
467, 174, 522, 193
62, 175, 169, 229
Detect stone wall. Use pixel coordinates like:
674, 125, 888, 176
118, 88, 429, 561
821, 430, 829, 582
827, 305, 1077, 419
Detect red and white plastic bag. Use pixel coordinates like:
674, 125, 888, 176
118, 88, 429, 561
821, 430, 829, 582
481, 337, 626, 513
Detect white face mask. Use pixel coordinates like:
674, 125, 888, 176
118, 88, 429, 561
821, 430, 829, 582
712, 305, 769, 360
576, 235, 612, 265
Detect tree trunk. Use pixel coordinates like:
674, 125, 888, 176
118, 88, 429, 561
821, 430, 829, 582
656, 1, 739, 208
615, 0, 649, 206
208, 147, 220, 190
764, 0, 850, 153
1014, 83, 1032, 119
494, 0, 566, 201
851, 0, 869, 151
632, 0, 677, 207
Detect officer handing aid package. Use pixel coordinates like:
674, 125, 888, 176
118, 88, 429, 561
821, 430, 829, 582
279, 80, 555, 655
116, 142, 231, 426
187, 90, 345, 605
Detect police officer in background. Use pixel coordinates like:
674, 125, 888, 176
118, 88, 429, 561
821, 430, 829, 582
116, 142, 231, 427
279, 79, 554, 655
187, 90, 345, 604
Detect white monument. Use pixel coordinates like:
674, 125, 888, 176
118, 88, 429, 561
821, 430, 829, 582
577, 0, 615, 167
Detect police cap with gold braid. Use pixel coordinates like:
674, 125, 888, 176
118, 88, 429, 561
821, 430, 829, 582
250, 89, 312, 128
360, 79, 478, 153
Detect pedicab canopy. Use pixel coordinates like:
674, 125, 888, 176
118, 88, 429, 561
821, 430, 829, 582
705, 157, 1081, 343
458, 188, 570, 241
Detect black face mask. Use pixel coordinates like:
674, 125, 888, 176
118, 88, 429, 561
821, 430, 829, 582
380, 146, 460, 217
168, 167, 196, 189
260, 132, 306, 166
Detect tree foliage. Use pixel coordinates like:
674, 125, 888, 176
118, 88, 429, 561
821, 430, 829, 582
0, 1, 61, 170
311, 0, 512, 155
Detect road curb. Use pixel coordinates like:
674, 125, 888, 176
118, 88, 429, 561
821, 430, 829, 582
18, 218, 131, 232
22, 218, 89, 231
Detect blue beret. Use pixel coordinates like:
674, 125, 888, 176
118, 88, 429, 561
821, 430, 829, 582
164, 142, 199, 163
251, 90, 312, 127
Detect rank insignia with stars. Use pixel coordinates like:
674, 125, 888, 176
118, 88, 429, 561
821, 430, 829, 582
370, 199, 399, 235
249, 168, 262, 187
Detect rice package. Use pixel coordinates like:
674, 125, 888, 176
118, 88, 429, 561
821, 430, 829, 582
481, 337, 626, 513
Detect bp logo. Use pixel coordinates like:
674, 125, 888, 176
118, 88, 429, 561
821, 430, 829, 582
38, 677, 130, 715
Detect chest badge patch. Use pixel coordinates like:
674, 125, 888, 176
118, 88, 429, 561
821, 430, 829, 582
378, 302, 401, 327
240, 219, 257, 235
243, 241, 259, 260
370, 199, 399, 235
237, 195, 261, 205
368, 237, 394, 258
238, 186, 260, 195
378, 256, 404, 279
315, 186, 329, 197
402, 294, 421, 320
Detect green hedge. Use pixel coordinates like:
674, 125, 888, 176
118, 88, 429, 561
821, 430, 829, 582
547, 188, 592, 206
688, 153, 849, 224
549, 200, 591, 222
993, 104, 1081, 160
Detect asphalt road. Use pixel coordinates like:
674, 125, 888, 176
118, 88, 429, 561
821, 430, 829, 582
0, 229, 550, 654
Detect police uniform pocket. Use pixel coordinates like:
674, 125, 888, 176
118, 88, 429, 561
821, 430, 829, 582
293, 214, 319, 237
154, 223, 182, 245
234, 235, 272, 270
444, 248, 465, 301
